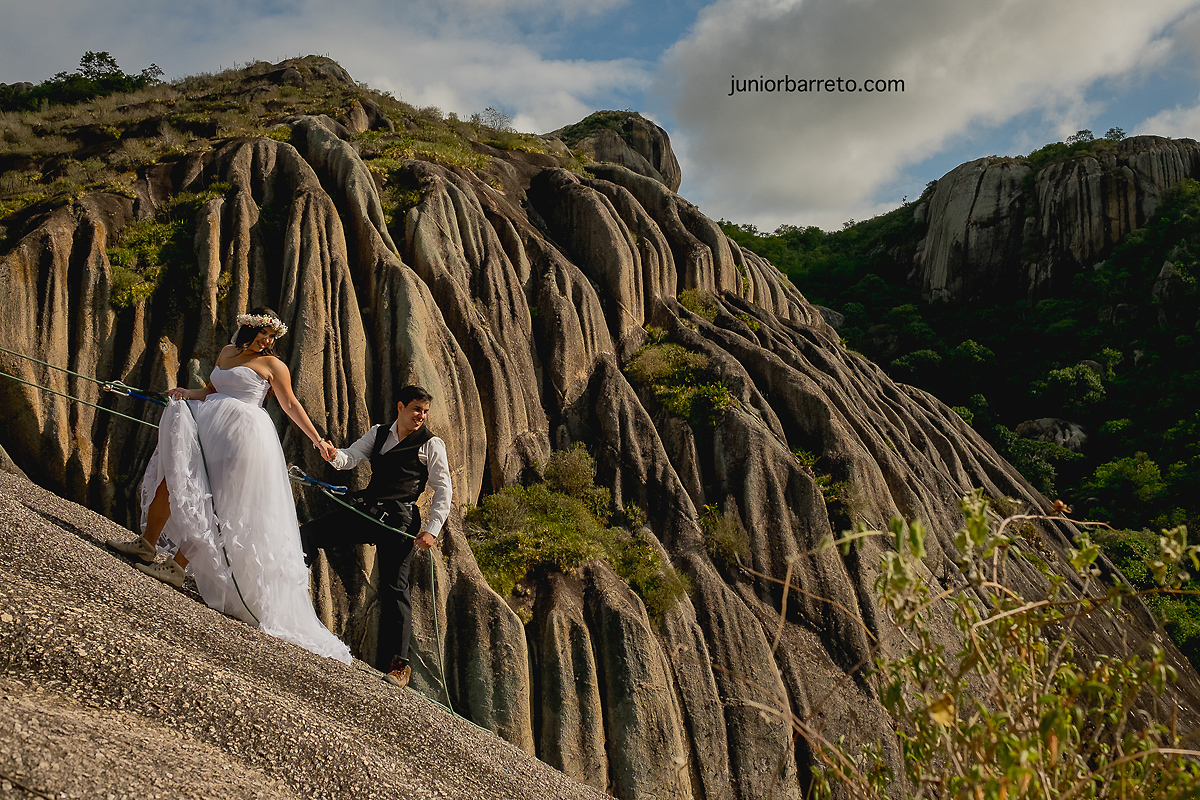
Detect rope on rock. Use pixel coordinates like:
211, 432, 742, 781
0, 345, 488, 733
0, 344, 166, 429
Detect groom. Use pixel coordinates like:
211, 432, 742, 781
301, 385, 453, 690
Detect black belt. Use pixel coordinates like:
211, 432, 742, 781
360, 498, 415, 528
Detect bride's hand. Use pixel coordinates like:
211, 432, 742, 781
316, 440, 338, 462
167, 387, 189, 401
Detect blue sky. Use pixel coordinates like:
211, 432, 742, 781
3, 0, 1200, 231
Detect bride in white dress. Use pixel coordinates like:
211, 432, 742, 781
111, 308, 351, 665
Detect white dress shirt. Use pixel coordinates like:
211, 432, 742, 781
329, 422, 453, 538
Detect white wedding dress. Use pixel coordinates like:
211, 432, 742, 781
139, 365, 352, 664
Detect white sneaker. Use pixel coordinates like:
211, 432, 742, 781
109, 535, 156, 564
135, 560, 185, 588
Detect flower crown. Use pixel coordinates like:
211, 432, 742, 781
236, 313, 288, 336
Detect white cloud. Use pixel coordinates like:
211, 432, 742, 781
1134, 7, 1200, 139
362, 36, 648, 133
1136, 102, 1200, 138
659, 0, 1200, 230
0, 0, 648, 136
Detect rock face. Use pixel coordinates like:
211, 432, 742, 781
3, 61, 1200, 800
554, 111, 683, 192
913, 136, 1200, 302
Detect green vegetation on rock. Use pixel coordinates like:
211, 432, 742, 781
803, 493, 1200, 799
723, 165, 1200, 670
105, 184, 231, 310
625, 331, 736, 427
0, 51, 162, 113
466, 444, 688, 622
2, 54, 586, 241
721, 177, 1200, 535
555, 110, 645, 147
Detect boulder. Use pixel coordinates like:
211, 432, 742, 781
554, 112, 683, 192
1015, 418, 1088, 452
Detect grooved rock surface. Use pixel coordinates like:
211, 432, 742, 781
3, 74, 1200, 800
913, 136, 1200, 302
555, 112, 683, 192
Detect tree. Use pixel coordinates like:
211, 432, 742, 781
1105, 126, 1127, 142
1033, 363, 1105, 415
479, 106, 514, 132
1084, 452, 1169, 526
78, 51, 122, 81
1066, 129, 1095, 145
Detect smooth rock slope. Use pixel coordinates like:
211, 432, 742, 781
0, 471, 610, 800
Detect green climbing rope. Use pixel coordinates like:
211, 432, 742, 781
289, 471, 491, 732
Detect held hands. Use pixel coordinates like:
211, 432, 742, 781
314, 439, 338, 462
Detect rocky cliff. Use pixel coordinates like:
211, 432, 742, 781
912, 136, 1200, 302
2, 58, 1199, 800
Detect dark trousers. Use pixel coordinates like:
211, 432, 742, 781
300, 501, 421, 672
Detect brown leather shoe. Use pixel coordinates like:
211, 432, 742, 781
384, 665, 411, 689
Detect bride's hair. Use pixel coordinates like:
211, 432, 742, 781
234, 306, 283, 355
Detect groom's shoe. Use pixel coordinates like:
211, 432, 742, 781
135, 559, 185, 588
384, 665, 411, 690
109, 535, 156, 564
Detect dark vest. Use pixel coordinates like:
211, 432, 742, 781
361, 423, 435, 502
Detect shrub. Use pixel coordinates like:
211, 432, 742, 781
1095, 527, 1200, 667
678, 288, 718, 321
477, 106, 514, 132
1033, 363, 1106, 415
543, 443, 611, 522
467, 445, 687, 621
626, 340, 737, 427
889, 349, 943, 383
701, 503, 749, 577
467, 482, 605, 598
791, 491, 1200, 799
1084, 453, 1170, 528
105, 184, 230, 310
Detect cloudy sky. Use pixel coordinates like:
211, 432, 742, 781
3, 0, 1200, 230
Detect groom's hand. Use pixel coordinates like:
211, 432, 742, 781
415, 531, 437, 551
318, 440, 338, 462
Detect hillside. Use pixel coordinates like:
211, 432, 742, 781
3, 56, 1200, 799
0, 468, 610, 799
721, 132, 1200, 661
